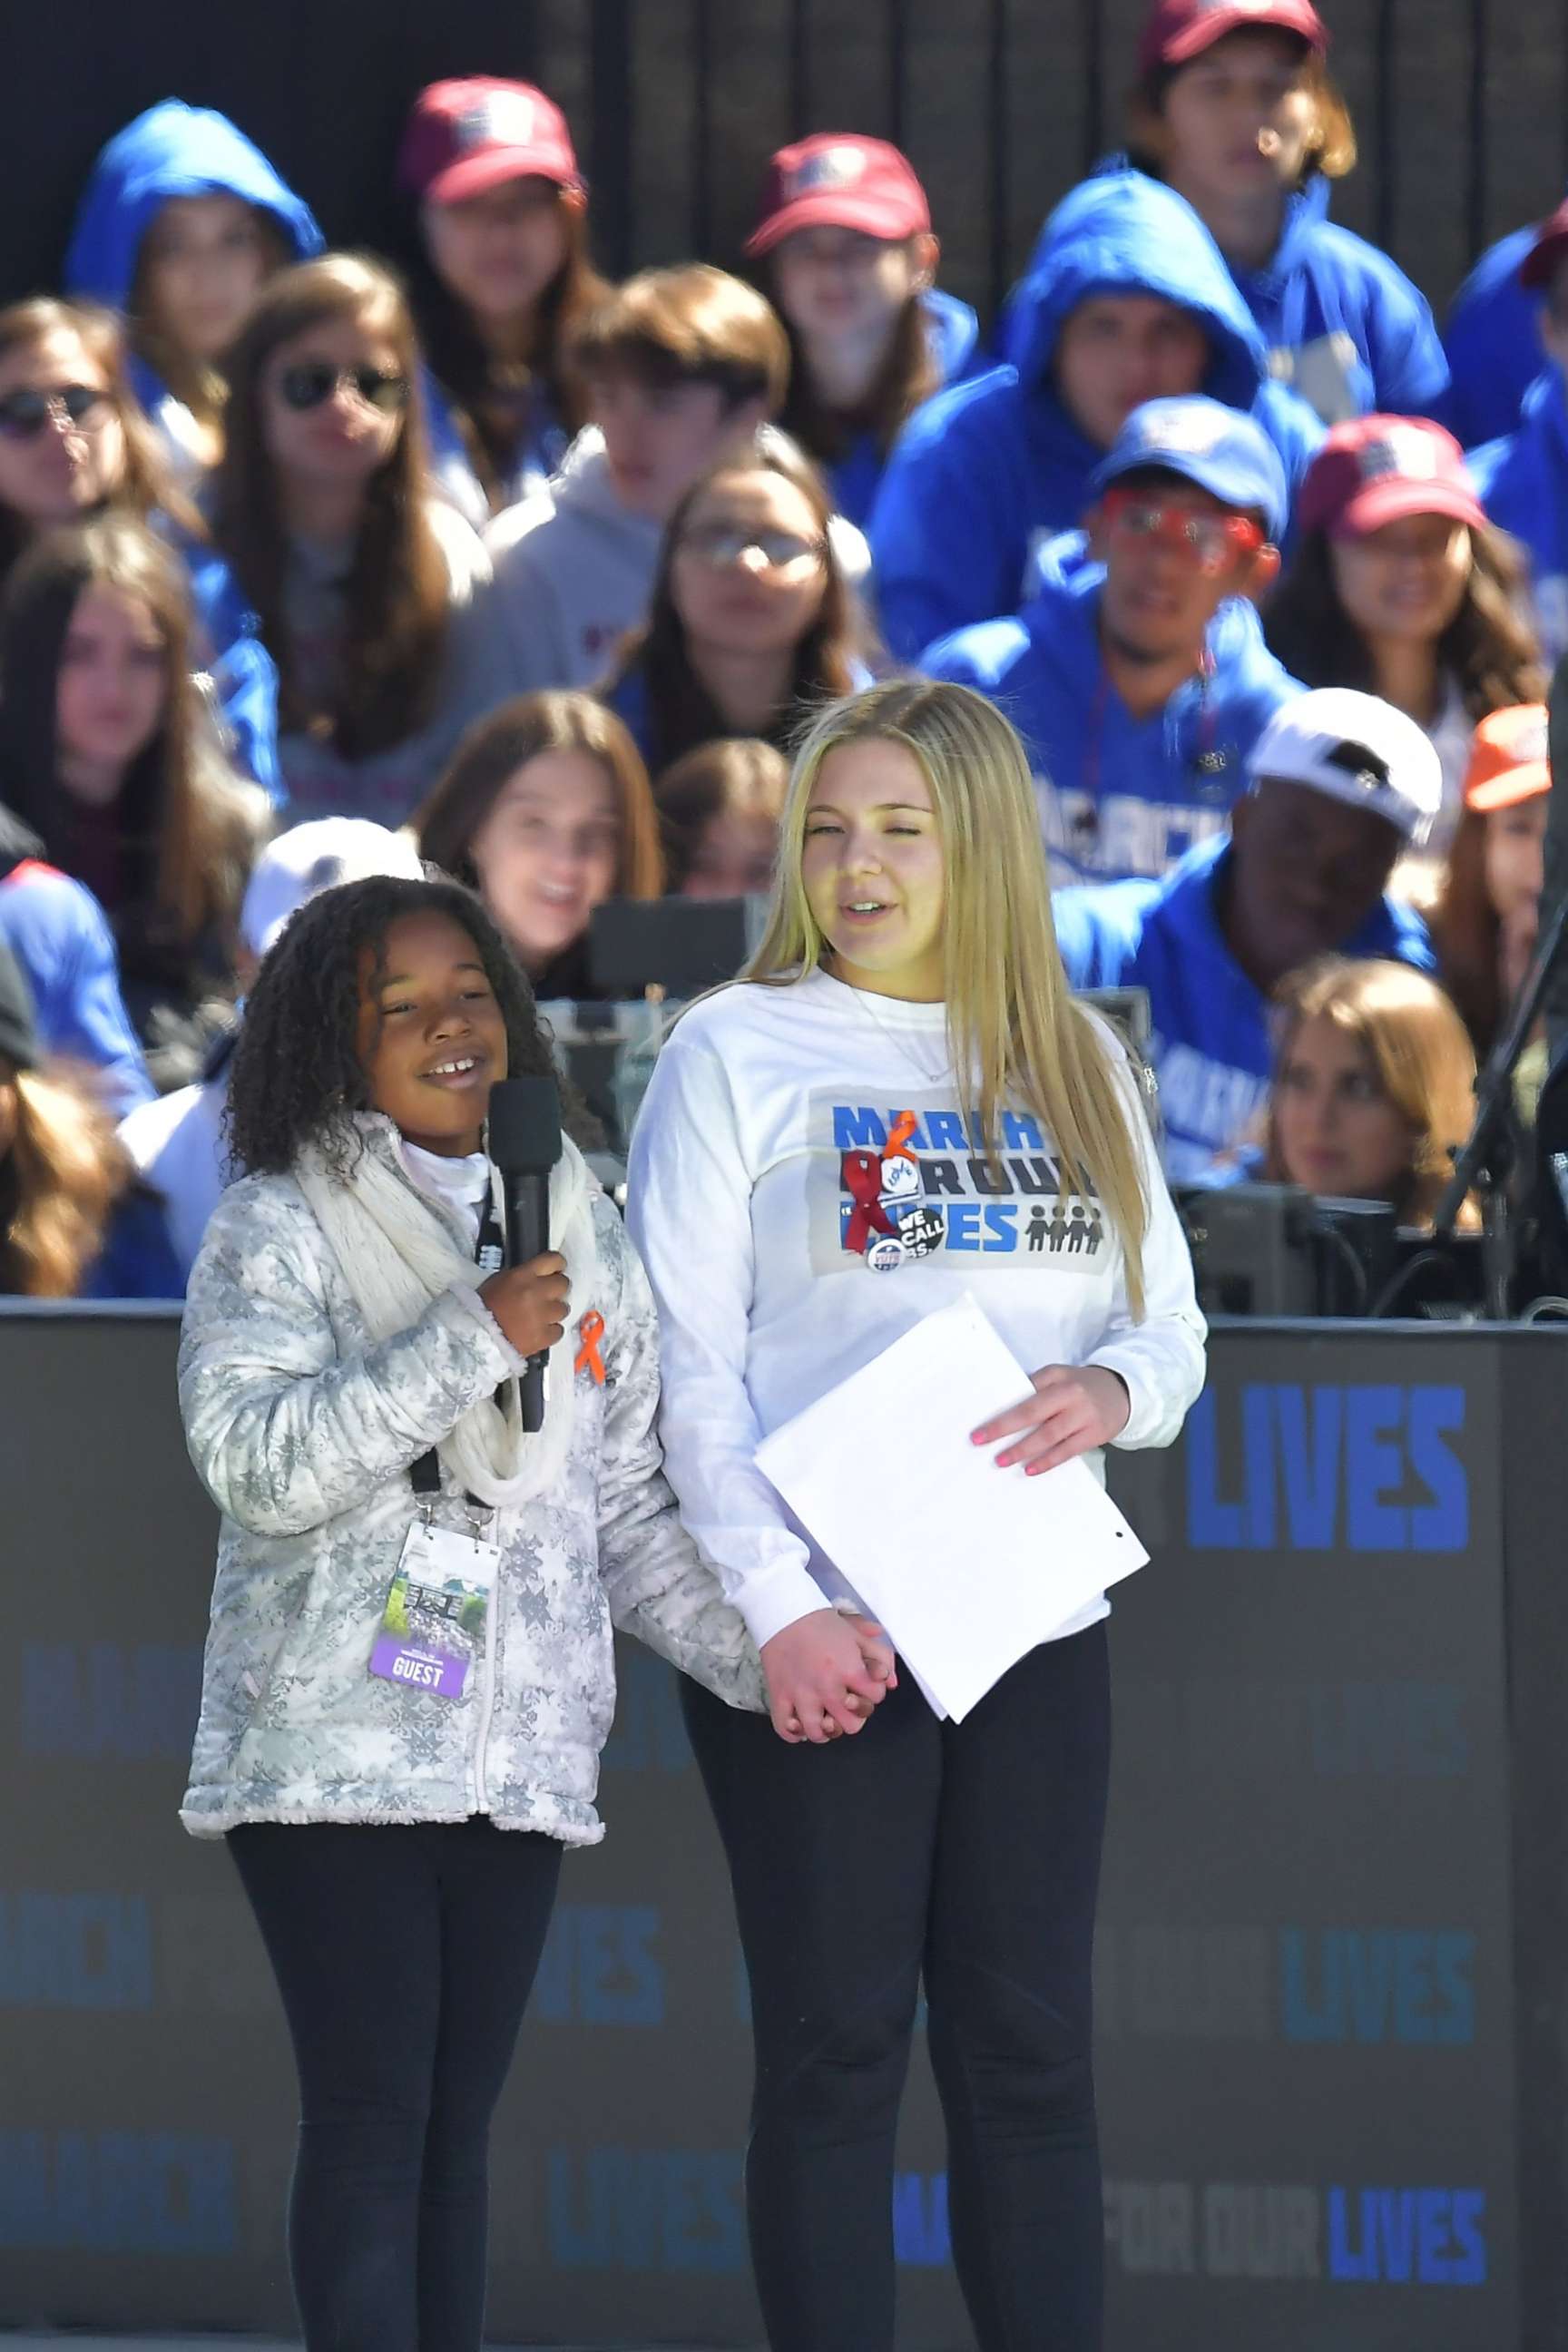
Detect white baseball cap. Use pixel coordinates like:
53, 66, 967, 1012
1245, 688, 1445, 848
241, 819, 427, 960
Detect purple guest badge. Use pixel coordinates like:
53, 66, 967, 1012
368, 1520, 500, 1704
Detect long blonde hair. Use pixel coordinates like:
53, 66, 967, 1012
1264, 956, 1479, 1230
746, 678, 1152, 1315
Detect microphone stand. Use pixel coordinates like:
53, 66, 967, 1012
1432, 887, 1568, 1318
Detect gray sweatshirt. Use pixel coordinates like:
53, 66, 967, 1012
485, 430, 664, 692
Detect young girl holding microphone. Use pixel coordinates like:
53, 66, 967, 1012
626, 678, 1206, 2352
178, 871, 764, 2352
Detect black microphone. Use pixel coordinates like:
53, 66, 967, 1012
486, 1075, 563, 1433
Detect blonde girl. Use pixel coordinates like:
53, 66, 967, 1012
626, 676, 1205, 2352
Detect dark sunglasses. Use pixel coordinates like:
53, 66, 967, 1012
0, 384, 112, 441
278, 364, 408, 415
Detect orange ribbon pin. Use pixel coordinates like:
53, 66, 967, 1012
575, 1310, 607, 1387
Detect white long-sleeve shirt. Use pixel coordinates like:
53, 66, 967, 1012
625, 969, 1207, 1652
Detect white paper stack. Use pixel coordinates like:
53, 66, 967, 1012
755, 1294, 1148, 1720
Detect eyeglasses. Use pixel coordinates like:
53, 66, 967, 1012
278, 364, 409, 415
0, 384, 112, 441
1102, 486, 1265, 574
678, 523, 826, 571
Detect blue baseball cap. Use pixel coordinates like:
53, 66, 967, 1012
1090, 396, 1288, 545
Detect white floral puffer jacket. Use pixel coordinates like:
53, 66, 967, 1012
178, 1125, 765, 1845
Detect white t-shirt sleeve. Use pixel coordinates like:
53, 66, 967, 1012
1083, 1028, 1208, 1449
625, 1024, 828, 1651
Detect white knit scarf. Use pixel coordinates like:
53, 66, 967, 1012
295, 1113, 597, 1508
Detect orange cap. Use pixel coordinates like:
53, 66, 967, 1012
1463, 704, 1551, 811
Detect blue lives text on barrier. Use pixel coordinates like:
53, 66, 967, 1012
532, 1906, 663, 2026
0, 2132, 236, 2253
1280, 1930, 1474, 2045
546, 2155, 949, 2271
21, 1643, 203, 1759
1327, 2188, 1486, 2285
1186, 1385, 1467, 1550
0, 1893, 152, 2010
1104, 2180, 1488, 2283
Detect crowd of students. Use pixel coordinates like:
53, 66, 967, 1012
4, 0, 1566, 1301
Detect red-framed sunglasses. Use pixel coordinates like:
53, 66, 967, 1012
1101, 485, 1266, 573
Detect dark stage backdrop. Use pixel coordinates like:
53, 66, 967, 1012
3, 1307, 1565, 2348
4, 1, 1568, 346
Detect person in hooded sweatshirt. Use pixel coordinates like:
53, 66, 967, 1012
65, 100, 323, 480
1440, 203, 1561, 454
867, 169, 1323, 662
1469, 201, 1568, 668
745, 132, 980, 529
925, 396, 1298, 886
1115, 0, 1446, 426
486, 266, 831, 693
1052, 687, 1441, 1178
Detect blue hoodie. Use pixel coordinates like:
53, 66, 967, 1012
66, 101, 322, 335
1052, 833, 1434, 1179
1469, 366, 1568, 665
867, 172, 1323, 661
1010, 171, 1446, 428
814, 289, 982, 530
64, 103, 312, 799
923, 532, 1300, 885
1440, 222, 1547, 452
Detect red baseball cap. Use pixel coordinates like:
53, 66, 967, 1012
1521, 199, 1568, 291
745, 135, 930, 259
1297, 416, 1485, 542
1464, 706, 1551, 811
398, 78, 582, 208
1138, 0, 1328, 75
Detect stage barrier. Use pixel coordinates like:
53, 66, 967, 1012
2, 1307, 1564, 2350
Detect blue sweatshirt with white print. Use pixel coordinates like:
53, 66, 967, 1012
1008, 169, 1446, 428
1440, 221, 1549, 452
1052, 833, 1435, 1180
867, 170, 1323, 661
922, 532, 1301, 885
1469, 363, 1568, 665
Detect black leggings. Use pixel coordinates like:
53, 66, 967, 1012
229, 1816, 562, 2352
683, 1622, 1112, 2352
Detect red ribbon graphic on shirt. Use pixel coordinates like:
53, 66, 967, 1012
841, 1110, 920, 1256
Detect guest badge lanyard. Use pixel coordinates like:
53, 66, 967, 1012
367, 1185, 507, 1703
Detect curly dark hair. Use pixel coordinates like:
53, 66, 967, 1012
225, 875, 557, 1179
